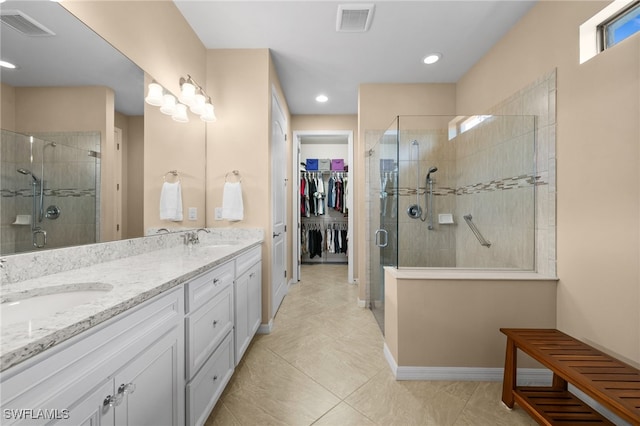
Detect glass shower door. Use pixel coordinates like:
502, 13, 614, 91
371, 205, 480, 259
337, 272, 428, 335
368, 120, 399, 333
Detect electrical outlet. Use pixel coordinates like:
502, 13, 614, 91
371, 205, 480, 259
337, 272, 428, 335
188, 207, 197, 221
215, 207, 223, 220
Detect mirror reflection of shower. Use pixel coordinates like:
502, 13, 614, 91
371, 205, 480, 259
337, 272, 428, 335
17, 168, 42, 224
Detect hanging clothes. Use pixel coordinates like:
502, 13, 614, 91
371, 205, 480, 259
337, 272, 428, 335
307, 176, 317, 216
309, 227, 323, 258
300, 224, 308, 255
315, 175, 325, 215
342, 175, 348, 214
334, 178, 342, 212
341, 229, 348, 253
300, 175, 307, 217
327, 175, 335, 208
326, 225, 333, 253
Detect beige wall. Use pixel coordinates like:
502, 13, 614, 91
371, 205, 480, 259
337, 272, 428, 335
206, 49, 291, 324
125, 115, 144, 239
457, 1, 640, 366
358, 84, 457, 299
63, 1, 207, 233
385, 270, 557, 367
1, 83, 16, 131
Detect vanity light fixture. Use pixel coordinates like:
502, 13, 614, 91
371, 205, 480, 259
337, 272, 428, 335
144, 82, 164, 106
201, 100, 217, 122
159, 94, 177, 115
172, 103, 189, 123
180, 75, 217, 123
179, 80, 197, 106
145, 76, 216, 123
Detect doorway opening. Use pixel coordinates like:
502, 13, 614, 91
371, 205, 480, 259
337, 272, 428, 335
292, 130, 354, 285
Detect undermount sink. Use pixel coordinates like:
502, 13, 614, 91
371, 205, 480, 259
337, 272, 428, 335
1, 283, 113, 326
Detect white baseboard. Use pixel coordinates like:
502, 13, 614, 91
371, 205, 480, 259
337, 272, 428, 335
357, 298, 366, 308
383, 343, 551, 384
382, 343, 629, 425
257, 319, 273, 334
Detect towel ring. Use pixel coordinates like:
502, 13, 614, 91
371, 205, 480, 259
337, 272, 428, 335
225, 170, 242, 183
164, 170, 180, 182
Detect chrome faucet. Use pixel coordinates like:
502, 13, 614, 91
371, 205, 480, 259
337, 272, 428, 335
183, 231, 199, 246
184, 228, 210, 246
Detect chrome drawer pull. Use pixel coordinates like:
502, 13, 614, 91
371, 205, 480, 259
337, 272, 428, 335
213, 375, 218, 382
213, 278, 220, 285
213, 320, 218, 327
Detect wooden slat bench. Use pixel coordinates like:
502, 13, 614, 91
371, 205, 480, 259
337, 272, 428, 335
500, 328, 640, 425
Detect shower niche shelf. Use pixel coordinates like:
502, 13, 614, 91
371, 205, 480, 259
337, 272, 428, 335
12, 215, 31, 226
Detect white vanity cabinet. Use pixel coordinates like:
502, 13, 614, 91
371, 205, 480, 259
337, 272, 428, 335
234, 245, 262, 365
0, 287, 184, 426
184, 261, 235, 426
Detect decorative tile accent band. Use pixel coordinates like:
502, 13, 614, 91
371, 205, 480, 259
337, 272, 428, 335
393, 174, 546, 197
1, 189, 96, 198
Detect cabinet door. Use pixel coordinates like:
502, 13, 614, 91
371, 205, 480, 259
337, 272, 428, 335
248, 261, 262, 337
234, 261, 262, 365
234, 270, 250, 365
113, 327, 183, 426
54, 380, 115, 426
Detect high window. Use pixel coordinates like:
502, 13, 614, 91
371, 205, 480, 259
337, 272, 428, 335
599, 1, 640, 50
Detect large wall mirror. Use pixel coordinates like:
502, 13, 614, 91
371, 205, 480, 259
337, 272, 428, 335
1, 1, 180, 255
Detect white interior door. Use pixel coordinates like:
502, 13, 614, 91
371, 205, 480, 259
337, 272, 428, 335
271, 90, 287, 317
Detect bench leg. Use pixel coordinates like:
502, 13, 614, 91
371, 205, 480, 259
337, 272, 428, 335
552, 373, 568, 391
502, 337, 517, 408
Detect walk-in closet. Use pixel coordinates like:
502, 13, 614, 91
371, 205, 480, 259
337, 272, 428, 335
294, 132, 354, 283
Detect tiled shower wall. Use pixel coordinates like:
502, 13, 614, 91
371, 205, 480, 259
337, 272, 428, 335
488, 69, 557, 276
0, 130, 100, 255
365, 69, 557, 277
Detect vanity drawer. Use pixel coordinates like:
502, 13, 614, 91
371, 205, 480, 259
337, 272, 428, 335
235, 245, 261, 277
185, 261, 234, 313
185, 285, 233, 379
186, 331, 234, 426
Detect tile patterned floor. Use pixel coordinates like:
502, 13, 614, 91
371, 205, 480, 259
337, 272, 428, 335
205, 264, 536, 425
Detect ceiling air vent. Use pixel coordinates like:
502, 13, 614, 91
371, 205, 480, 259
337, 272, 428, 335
336, 4, 375, 32
0, 10, 55, 36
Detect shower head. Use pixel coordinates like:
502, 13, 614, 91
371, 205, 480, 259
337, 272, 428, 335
17, 168, 40, 183
426, 166, 438, 181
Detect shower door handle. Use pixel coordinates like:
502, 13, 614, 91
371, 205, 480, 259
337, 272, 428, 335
375, 229, 388, 248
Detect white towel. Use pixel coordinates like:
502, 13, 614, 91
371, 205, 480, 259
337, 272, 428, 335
159, 181, 183, 221
222, 181, 243, 221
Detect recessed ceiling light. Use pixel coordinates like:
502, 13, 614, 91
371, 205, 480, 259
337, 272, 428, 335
0, 60, 16, 69
423, 53, 441, 65
315, 94, 329, 103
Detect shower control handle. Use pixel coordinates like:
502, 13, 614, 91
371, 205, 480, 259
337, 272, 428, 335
375, 229, 388, 248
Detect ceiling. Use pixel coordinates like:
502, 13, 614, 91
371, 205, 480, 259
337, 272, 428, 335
174, 0, 537, 115
0, 1, 143, 116
0, 1, 536, 118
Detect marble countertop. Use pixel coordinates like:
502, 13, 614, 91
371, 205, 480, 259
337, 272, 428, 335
0, 236, 262, 372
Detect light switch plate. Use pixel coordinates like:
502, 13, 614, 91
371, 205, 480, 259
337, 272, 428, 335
188, 207, 197, 221
215, 207, 223, 220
